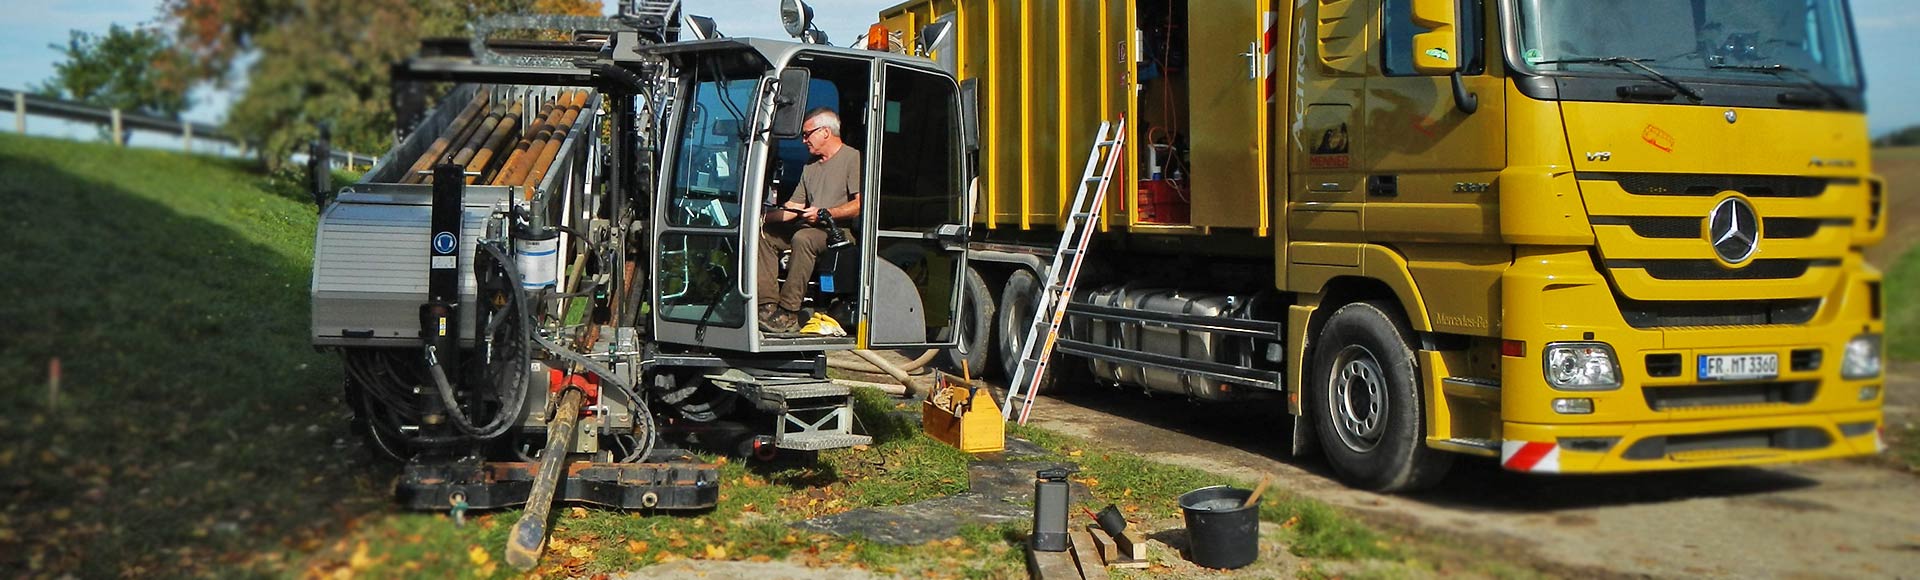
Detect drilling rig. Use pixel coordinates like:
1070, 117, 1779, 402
310, 2, 975, 567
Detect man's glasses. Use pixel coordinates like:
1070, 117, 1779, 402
802, 126, 829, 140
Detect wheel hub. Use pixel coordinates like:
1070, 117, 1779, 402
1329, 345, 1387, 453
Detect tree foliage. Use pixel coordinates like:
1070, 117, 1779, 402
162, 0, 602, 165
35, 25, 192, 119
1875, 125, 1920, 149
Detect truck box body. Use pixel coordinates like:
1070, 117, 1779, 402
877, 0, 1887, 483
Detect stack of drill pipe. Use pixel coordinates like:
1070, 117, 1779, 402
495, 90, 590, 194
399, 88, 491, 184
522, 91, 590, 191
487, 97, 560, 186
434, 102, 510, 184
464, 100, 526, 184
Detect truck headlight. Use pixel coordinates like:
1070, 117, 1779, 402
1544, 342, 1621, 390
1842, 335, 1882, 379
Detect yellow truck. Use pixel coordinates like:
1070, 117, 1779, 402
873, 0, 1888, 490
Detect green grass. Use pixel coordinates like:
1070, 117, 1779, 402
0, 134, 371, 576
0, 134, 1424, 578
1888, 244, 1920, 362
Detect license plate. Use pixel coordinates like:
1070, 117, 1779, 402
1697, 353, 1779, 381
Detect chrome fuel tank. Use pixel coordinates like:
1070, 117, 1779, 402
1076, 286, 1253, 401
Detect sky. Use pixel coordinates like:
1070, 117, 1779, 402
2, 0, 1917, 136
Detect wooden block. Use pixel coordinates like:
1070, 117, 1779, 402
1027, 546, 1080, 580
1068, 529, 1110, 580
1083, 525, 1115, 565
1085, 525, 1150, 569
1116, 530, 1148, 562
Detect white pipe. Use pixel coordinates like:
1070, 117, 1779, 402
827, 348, 941, 375
830, 378, 908, 396
850, 349, 923, 397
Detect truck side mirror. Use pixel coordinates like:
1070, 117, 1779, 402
1410, 0, 1461, 75
1410, 0, 1479, 114
772, 68, 811, 138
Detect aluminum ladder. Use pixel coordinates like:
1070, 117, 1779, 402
1004, 118, 1126, 425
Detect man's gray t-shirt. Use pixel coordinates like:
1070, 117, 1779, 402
787, 146, 862, 209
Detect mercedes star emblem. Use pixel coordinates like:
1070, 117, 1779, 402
1708, 197, 1759, 264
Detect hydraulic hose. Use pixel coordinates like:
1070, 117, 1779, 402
421, 242, 532, 440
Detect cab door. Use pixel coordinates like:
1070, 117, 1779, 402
860, 63, 972, 348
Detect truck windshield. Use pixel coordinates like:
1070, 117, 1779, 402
1514, 0, 1861, 88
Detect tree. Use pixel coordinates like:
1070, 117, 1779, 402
162, 0, 602, 166
1875, 125, 1920, 149
35, 25, 192, 119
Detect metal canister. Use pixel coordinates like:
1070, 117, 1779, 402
1030, 466, 1075, 552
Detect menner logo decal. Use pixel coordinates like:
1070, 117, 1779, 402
1586, 152, 1612, 162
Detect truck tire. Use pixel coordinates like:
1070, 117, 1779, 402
946, 266, 995, 376
996, 269, 1040, 381
996, 269, 1085, 394
1309, 301, 1453, 492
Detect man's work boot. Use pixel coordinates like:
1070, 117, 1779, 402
759, 304, 800, 333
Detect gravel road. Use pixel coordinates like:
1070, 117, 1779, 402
1020, 363, 1920, 579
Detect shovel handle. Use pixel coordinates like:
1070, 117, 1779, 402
1242, 475, 1272, 509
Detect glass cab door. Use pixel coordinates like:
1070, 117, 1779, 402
651, 68, 769, 351
861, 63, 971, 349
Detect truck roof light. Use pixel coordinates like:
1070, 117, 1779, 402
867, 24, 890, 51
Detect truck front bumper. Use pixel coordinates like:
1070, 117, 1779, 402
1493, 248, 1886, 474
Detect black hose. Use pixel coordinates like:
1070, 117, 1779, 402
420, 242, 533, 440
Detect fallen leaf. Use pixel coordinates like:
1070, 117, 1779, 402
568, 507, 589, 519
626, 540, 649, 554
669, 537, 690, 549
1281, 515, 1300, 529
568, 544, 590, 558
656, 552, 682, 563
714, 456, 729, 466
781, 534, 800, 545
348, 542, 373, 571
750, 554, 772, 563
704, 544, 728, 560
1068, 450, 1083, 457
478, 562, 497, 577
468, 546, 490, 566
549, 537, 570, 550
853, 444, 870, 451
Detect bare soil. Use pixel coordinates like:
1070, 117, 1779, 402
1021, 365, 1920, 579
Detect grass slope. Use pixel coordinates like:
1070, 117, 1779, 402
0, 133, 375, 576
1874, 147, 1920, 361
0, 134, 1446, 578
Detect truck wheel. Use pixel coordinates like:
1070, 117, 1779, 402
996, 269, 1083, 394
1309, 301, 1453, 492
996, 269, 1040, 381
946, 266, 995, 375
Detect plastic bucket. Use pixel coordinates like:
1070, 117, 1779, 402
1178, 485, 1259, 569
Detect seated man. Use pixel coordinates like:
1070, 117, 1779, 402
757, 108, 862, 333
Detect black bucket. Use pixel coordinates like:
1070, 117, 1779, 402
1178, 485, 1259, 569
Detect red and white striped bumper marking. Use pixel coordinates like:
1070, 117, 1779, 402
1502, 441, 1561, 473
1262, 12, 1278, 103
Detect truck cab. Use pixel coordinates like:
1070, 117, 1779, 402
645, 39, 975, 355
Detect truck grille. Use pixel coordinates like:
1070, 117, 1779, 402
1618, 297, 1820, 328
1583, 172, 1847, 198
1622, 427, 1831, 460
1643, 381, 1817, 411
1593, 216, 1837, 239
1607, 259, 1837, 281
